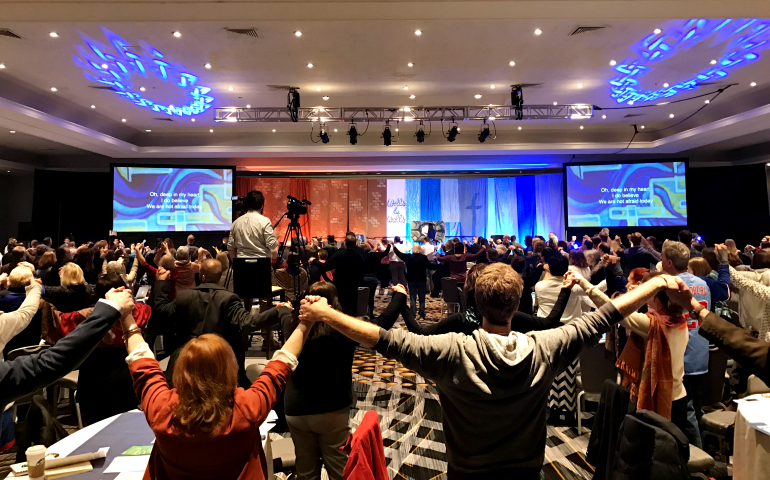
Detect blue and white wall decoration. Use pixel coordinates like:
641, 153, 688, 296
610, 19, 770, 105
73, 27, 214, 116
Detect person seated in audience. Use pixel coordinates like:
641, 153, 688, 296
153, 258, 286, 388
120, 293, 310, 480
272, 251, 310, 302
299, 262, 685, 479
281, 281, 406, 480
0, 263, 43, 359
172, 245, 200, 292
41, 263, 95, 315
55, 273, 152, 423
35, 251, 58, 286
535, 254, 584, 323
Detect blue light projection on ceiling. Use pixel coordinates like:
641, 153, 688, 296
609, 19, 770, 105
73, 27, 214, 116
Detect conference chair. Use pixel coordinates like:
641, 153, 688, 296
356, 287, 370, 319
8, 345, 50, 423
576, 341, 618, 433
440, 278, 461, 317
698, 346, 731, 461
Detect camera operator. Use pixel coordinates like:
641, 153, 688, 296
228, 191, 278, 260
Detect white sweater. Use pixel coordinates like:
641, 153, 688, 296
730, 267, 770, 341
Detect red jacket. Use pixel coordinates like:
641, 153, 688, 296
342, 410, 388, 480
129, 358, 291, 480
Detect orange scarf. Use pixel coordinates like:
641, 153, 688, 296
616, 311, 675, 419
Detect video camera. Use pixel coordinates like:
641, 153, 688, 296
286, 196, 311, 219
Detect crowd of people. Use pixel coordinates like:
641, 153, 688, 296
2, 191, 770, 480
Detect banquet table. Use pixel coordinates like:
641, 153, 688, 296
733, 395, 770, 480
5, 409, 278, 479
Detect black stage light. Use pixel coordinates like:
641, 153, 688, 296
511, 85, 523, 121
319, 129, 330, 144
348, 124, 358, 145
478, 125, 490, 143
382, 125, 392, 146
288, 88, 301, 122
415, 119, 427, 143
446, 124, 459, 142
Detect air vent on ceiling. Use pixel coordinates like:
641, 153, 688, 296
153, 118, 174, 121
0, 28, 21, 39
225, 28, 260, 38
624, 113, 644, 118
89, 85, 115, 90
569, 26, 606, 36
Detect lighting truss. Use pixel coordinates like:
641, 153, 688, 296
214, 104, 594, 123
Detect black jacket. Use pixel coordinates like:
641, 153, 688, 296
42, 284, 95, 313
623, 246, 658, 273
152, 281, 280, 388
0, 300, 121, 409
313, 247, 371, 315
610, 410, 691, 480
392, 248, 438, 283
699, 310, 770, 386
587, 380, 636, 480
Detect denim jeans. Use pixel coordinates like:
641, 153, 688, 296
682, 374, 704, 448
408, 281, 427, 317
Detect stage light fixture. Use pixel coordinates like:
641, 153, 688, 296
510, 85, 524, 120
572, 243, 579, 250
288, 88, 301, 122
478, 123, 491, 143
382, 123, 393, 146
446, 123, 459, 142
318, 123, 330, 144
348, 124, 358, 145
415, 120, 428, 143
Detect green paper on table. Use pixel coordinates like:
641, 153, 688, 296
122, 446, 153, 456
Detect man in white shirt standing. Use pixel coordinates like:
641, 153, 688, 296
535, 254, 583, 323
228, 191, 279, 309
421, 236, 436, 293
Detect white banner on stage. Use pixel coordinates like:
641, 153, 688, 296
386, 179, 407, 240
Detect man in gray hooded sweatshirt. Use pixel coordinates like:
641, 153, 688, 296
299, 263, 687, 480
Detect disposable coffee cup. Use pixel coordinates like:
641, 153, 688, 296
26, 445, 46, 480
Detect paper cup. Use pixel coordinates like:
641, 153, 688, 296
26, 445, 46, 480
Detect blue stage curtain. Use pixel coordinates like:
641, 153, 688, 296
441, 179, 461, 238
535, 174, 565, 239
458, 178, 487, 239
406, 179, 421, 241
420, 178, 442, 221
516, 175, 537, 241
490, 177, 518, 239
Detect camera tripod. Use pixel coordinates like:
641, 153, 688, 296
274, 214, 310, 307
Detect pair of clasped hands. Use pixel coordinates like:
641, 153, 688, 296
295, 284, 408, 323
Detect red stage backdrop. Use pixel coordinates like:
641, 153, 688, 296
236, 177, 387, 241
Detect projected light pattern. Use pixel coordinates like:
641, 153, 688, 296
73, 27, 214, 116
610, 19, 770, 104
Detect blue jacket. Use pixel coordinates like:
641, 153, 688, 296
679, 272, 711, 376
699, 264, 730, 306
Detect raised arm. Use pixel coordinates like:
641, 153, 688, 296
0, 290, 132, 409
372, 288, 406, 329
228, 296, 283, 333
392, 246, 409, 263
151, 278, 176, 318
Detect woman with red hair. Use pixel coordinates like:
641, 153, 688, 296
119, 300, 311, 480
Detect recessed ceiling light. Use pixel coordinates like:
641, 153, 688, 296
122, 118, 126, 122
415, 29, 422, 36
228, 86, 233, 91
653, 28, 662, 34
145, 129, 152, 132
0, 63, 5, 69
403, 85, 409, 90
294, 31, 302, 37
272, 129, 276, 132
409, 94, 415, 99
322, 96, 329, 100
101, 63, 109, 69
628, 100, 634, 105
205, 63, 211, 69
191, 118, 195, 122
490, 85, 495, 89
9, 130, 15, 133
534, 28, 542, 35
509, 61, 516, 66
246, 104, 251, 108
90, 105, 96, 109
609, 60, 617, 66
316, 87, 322, 91
50, 87, 57, 92
395, 128, 399, 132
518, 126, 522, 130
669, 113, 675, 118
49, 32, 59, 38
407, 62, 414, 67
140, 86, 146, 92
710, 59, 717, 65
640, 125, 645, 129
307, 63, 314, 68
580, 125, 584, 130
750, 82, 757, 87
553, 101, 557, 105
602, 115, 607, 119
173, 31, 182, 38
209, 129, 214, 132
704, 100, 710, 104
577, 83, 583, 88
475, 94, 482, 99
334, 128, 338, 132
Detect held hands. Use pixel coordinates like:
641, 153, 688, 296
655, 274, 688, 293
105, 287, 135, 317
562, 271, 580, 289
298, 295, 329, 323
156, 267, 170, 281
276, 301, 293, 311
392, 284, 407, 295
714, 243, 729, 263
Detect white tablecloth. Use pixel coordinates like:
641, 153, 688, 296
734, 397, 770, 480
